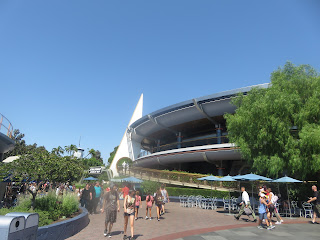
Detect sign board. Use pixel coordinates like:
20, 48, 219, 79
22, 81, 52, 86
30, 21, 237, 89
89, 167, 102, 174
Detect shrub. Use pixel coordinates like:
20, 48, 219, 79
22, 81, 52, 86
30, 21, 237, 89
141, 181, 161, 195
166, 187, 237, 198
0, 191, 79, 226
61, 193, 79, 217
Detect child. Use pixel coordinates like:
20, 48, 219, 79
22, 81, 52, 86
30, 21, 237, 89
145, 193, 154, 220
134, 191, 142, 220
257, 192, 274, 230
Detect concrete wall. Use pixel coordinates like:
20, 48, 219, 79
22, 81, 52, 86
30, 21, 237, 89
37, 207, 89, 240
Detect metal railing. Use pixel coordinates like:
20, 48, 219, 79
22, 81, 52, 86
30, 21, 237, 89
0, 113, 14, 139
138, 135, 229, 158
122, 166, 237, 190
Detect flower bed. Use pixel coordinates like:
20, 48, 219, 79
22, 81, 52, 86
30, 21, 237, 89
0, 192, 79, 226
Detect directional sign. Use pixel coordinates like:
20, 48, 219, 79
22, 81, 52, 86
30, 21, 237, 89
89, 167, 102, 174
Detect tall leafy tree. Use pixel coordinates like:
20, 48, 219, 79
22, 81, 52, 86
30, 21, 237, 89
0, 147, 84, 208
64, 144, 78, 156
51, 146, 64, 156
4, 129, 39, 158
108, 146, 118, 165
225, 62, 320, 180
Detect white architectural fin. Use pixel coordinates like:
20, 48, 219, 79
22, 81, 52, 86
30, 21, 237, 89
110, 94, 143, 177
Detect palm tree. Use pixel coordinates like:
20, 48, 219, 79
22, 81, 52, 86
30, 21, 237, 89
51, 146, 64, 156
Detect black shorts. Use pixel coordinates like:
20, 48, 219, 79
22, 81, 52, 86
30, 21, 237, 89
313, 204, 320, 217
124, 210, 135, 217
268, 204, 275, 214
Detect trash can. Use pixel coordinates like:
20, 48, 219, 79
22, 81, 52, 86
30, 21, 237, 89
0, 215, 25, 240
6, 213, 39, 240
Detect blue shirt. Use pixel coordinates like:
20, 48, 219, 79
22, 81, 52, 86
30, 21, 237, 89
258, 199, 266, 214
94, 186, 102, 198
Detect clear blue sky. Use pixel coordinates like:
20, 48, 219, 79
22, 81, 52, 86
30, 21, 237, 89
1, 0, 320, 164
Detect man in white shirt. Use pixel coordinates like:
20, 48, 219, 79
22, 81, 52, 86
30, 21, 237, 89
234, 187, 257, 221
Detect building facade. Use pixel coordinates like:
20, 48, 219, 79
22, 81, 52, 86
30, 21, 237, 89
110, 84, 269, 176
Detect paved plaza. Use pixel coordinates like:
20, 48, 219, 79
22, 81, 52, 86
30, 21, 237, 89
67, 202, 318, 240
175, 224, 320, 240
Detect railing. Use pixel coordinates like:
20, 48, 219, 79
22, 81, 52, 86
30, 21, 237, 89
123, 166, 238, 190
138, 135, 229, 158
0, 113, 14, 139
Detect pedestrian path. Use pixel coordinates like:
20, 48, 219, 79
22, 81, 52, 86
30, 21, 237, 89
67, 202, 313, 240
174, 224, 319, 240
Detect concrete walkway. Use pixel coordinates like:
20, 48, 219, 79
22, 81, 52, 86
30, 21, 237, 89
174, 224, 320, 240
67, 202, 315, 240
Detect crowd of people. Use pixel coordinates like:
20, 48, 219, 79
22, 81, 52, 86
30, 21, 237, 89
83, 183, 170, 240
1, 181, 78, 208
234, 185, 320, 229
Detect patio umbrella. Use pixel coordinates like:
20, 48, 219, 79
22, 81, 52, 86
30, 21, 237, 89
216, 175, 236, 215
272, 176, 302, 218
83, 176, 98, 181
233, 173, 272, 208
121, 176, 143, 183
197, 175, 220, 197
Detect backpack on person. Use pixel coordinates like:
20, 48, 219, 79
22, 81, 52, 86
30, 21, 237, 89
271, 194, 278, 204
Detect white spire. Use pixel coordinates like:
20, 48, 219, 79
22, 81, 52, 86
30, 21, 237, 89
110, 94, 143, 177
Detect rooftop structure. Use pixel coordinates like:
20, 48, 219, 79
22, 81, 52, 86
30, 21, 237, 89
110, 84, 269, 177
0, 113, 15, 161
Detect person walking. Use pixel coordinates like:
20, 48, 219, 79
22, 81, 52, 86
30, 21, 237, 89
122, 185, 129, 199
81, 184, 92, 212
234, 187, 257, 222
94, 181, 102, 213
160, 185, 169, 215
155, 188, 163, 221
307, 185, 320, 224
257, 192, 273, 230
134, 191, 142, 220
145, 193, 154, 220
123, 190, 136, 240
101, 184, 120, 238
266, 188, 283, 225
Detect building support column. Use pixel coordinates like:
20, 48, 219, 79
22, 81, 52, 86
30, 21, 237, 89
177, 132, 182, 148
216, 124, 222, 144
157, 140, 160, 152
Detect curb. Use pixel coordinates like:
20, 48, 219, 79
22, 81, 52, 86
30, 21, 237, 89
37, 207, 90, 240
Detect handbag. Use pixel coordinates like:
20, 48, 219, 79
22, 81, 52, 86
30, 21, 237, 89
244, 207, 252, 215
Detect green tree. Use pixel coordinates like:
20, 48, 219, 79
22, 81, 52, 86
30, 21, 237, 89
51, 146, 64, 156
84, 148, 103, 165
225, 62, 320, 180
64, 144, 78, 156
82, 157, 103, 169
4, 129, 39, 158
0, 147, 84, 208
108, 146, 118, 165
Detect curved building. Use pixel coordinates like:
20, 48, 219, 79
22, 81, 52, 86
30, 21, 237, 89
0, 113, 15, 161
110, 84, 269, 176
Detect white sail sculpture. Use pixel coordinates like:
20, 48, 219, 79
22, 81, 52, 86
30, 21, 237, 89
110, 94, 143, 177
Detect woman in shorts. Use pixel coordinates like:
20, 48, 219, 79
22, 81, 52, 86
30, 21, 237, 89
124, 190, 136, 240
134, 191, 142, 220
145, 193, 154, 220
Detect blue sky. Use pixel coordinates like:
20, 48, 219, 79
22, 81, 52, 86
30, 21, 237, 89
1, 0, 320, 164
